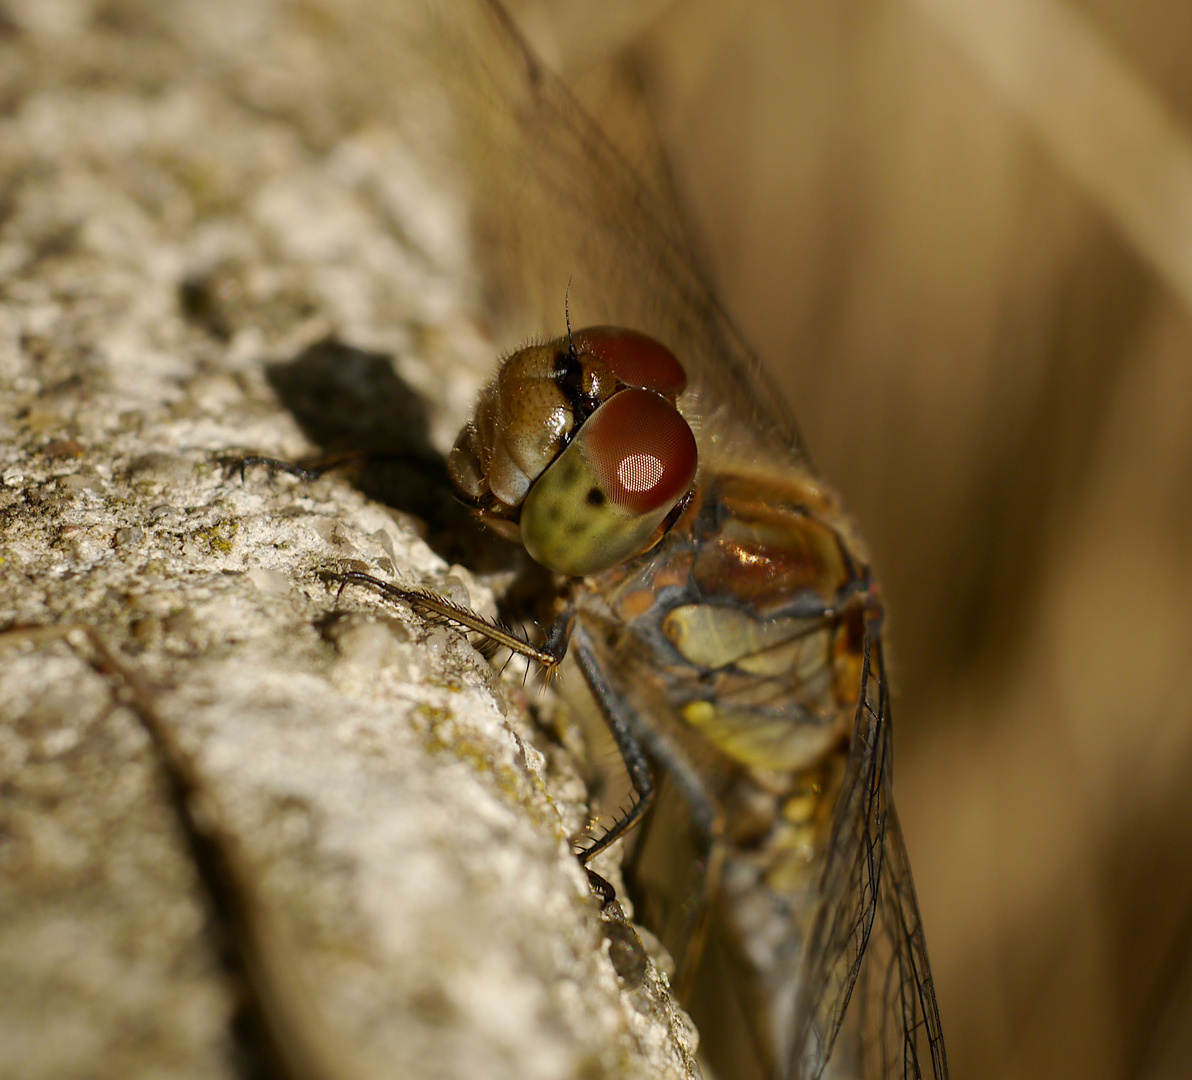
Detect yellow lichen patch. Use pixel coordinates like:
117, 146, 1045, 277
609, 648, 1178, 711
186, 518, 239, 555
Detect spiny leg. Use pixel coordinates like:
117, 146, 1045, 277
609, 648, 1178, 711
224, 449, 385, 484
570, 622, 727, 994
567, 628, 657, 867
225, 448, 447, 485
329, 570, 565, 675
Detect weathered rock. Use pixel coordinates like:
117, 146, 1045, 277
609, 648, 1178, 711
0, 3, 698, 1078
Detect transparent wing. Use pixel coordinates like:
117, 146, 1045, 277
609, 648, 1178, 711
428, 0, 810, 470
790, 630, 948, 1080
851, 803, 949, 1079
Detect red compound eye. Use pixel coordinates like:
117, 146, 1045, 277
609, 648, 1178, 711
576, 388, 697, 515
573, 327, 687, 396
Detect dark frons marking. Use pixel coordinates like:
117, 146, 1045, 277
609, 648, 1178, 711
554, 347, 600, 425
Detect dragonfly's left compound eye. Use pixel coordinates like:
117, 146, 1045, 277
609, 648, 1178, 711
520, 387, 697, 576
572, 326, 688, 396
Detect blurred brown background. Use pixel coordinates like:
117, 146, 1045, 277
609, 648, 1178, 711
506, 1, 1192, 1078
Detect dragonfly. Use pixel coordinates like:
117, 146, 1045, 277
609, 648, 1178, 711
335, 3, 949, 1078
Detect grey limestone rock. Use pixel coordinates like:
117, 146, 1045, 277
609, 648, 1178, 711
0, 3, 699, 1078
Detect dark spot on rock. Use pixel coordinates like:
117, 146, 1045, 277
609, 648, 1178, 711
42, 438, 85, 460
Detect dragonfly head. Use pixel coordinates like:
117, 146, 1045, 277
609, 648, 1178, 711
449, 326, 697, 576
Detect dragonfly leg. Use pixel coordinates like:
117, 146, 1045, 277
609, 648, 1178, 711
585, 868, 617, 907
330, 571, 563, 673
570, 622, 728, 993
568, 627, 656, 865
223, 449, 372, 483
226, 447, 451, 485
571, 624, 724, 847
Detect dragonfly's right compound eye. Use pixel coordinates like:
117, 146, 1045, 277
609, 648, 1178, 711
520, 387, 697, 576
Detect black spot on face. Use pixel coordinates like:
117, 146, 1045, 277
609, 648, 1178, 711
586, 487, 605, 507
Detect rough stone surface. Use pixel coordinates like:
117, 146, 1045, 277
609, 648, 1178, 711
0, 3, 699, 1078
